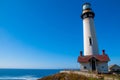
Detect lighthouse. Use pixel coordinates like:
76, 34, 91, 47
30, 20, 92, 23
78, 3, 110, 73
82, 3, 99, 56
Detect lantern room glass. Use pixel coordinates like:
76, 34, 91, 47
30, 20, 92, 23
83, 3, 91, 10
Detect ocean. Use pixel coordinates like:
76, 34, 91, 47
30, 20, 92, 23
0, 69, 62, 80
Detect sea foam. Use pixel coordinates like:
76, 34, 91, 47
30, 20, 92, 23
0, 76, 38, 80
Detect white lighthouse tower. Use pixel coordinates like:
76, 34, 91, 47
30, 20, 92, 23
82, 3, 99, 56
78, 3, 110, 73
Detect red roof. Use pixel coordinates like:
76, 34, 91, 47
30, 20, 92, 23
77, 54, 110, 63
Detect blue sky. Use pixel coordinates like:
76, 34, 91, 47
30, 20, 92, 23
0, 0, 120, 69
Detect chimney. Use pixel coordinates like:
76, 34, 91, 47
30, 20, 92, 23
102, 50, 105, 55
80, 51, 83, 56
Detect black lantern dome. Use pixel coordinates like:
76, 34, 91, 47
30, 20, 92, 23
81, 3, 95, 19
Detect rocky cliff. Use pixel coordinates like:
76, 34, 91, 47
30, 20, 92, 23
38, 73, 98, 80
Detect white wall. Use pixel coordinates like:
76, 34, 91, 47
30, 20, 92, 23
109, 65, 120, 71
79, 61, 109, 73
80, 62, 91, 71
97, 62, 108, 73
83, 17, 99, 56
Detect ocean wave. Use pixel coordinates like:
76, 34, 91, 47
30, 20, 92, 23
0, 76, 39, 80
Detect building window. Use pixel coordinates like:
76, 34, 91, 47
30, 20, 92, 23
89, 37, 92, 46
112, 69, 115, 71
84, 66, 87, 69
102, 66, 104, 68
117, 69, 120, 71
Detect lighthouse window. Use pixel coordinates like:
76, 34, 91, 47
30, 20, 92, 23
89, 37, 92, 46
83, 14, 87, 18
89, 14, 92, 17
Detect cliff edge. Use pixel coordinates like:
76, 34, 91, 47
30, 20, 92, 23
38, 73, 98, 80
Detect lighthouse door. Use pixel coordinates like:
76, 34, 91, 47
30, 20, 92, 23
91, 58, 96, 71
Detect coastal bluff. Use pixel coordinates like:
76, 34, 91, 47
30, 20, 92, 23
38, 71, 120, 80
38, 72, 99, 80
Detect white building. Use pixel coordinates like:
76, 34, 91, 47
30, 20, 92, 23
109, 64, 120, 72
77, 3, 110, 73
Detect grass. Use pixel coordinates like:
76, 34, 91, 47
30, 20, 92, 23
38, 71, 120, 80
38, 73, 101, 80
102, 73, 120, 80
